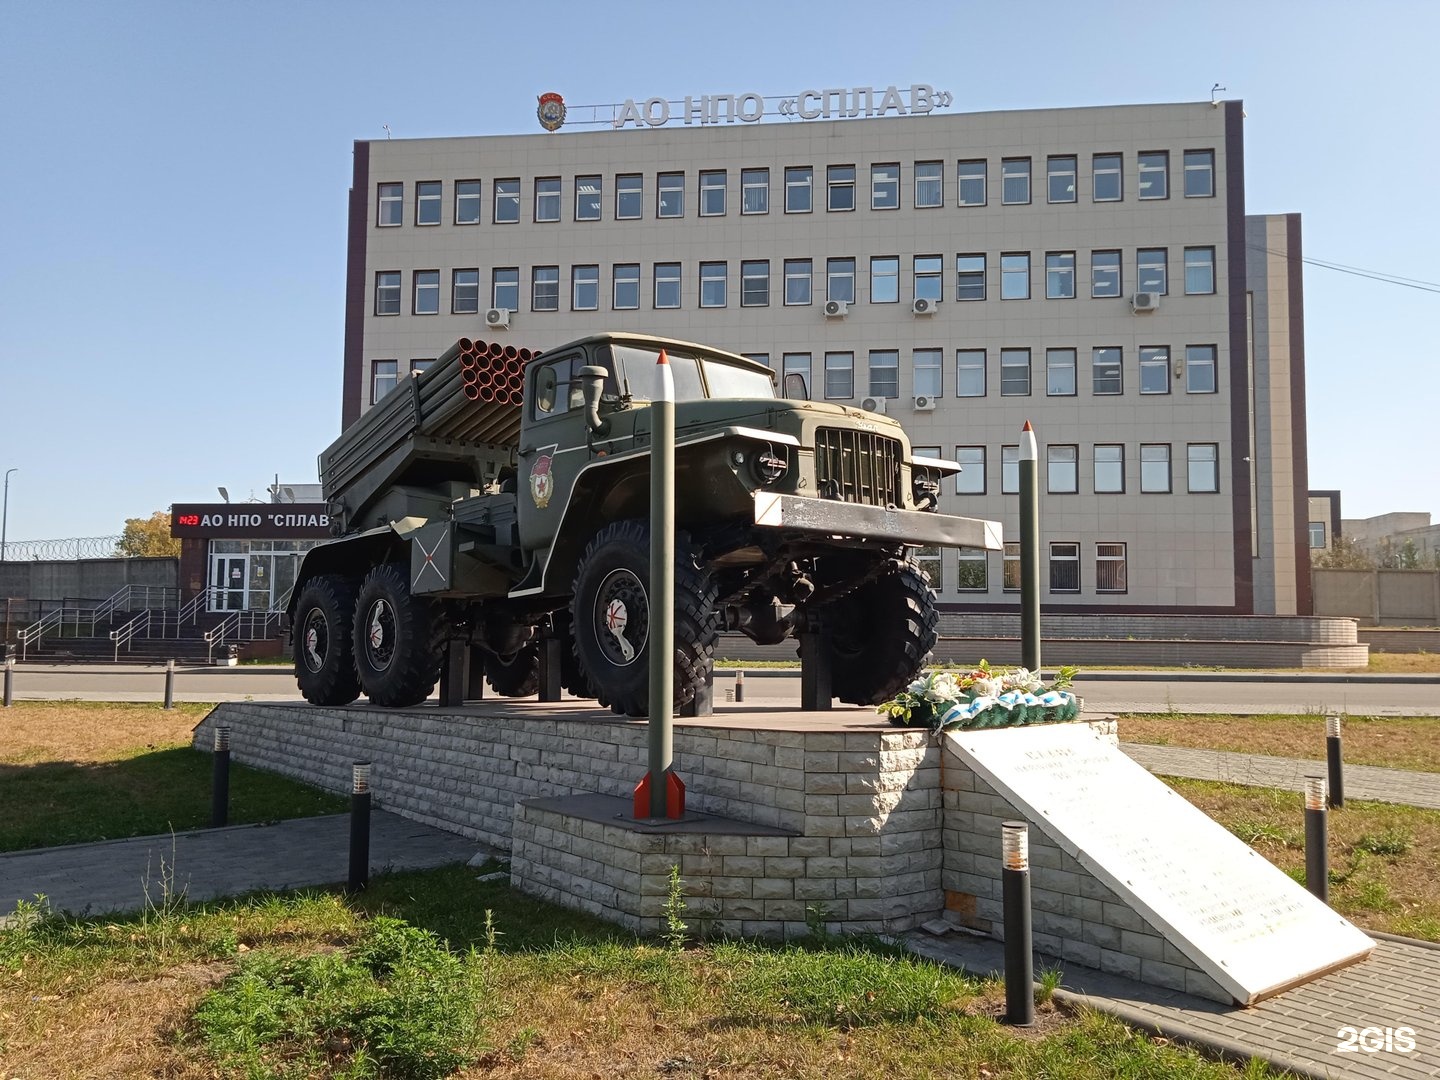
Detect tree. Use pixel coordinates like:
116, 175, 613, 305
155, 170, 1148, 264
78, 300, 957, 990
116, 510, 181, 558
1311, 537, 1375, 570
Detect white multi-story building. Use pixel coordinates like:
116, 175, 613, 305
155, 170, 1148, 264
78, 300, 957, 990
340, 97, 1311, 615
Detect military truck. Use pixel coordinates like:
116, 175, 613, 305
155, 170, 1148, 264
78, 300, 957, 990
289, 332, 1000, 716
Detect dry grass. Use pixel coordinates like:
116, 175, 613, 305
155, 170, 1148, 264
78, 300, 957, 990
0, 700, 213, 766
1363, 651, 1440, 674
1120, 712, 1440, 772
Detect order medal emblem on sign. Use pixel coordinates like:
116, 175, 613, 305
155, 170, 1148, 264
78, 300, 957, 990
537, 92, 566, 132
529, 451, 555, 508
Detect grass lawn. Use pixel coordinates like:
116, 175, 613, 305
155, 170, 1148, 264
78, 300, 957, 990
0, 702, 345, 851
1120, 712, 1440, 773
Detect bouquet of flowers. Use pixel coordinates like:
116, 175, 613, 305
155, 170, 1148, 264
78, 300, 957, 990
877, 661, 1080, 733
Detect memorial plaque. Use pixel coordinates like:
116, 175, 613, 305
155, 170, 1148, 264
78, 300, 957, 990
949, 724, 1373, 1004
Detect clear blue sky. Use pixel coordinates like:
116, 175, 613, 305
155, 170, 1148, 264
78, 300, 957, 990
1, 0, 1435, 543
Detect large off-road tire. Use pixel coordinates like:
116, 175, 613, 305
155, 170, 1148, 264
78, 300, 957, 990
485, 645, 541, 697
353, 563, 446, 707
293, 574, 362, 706
571, 521, 718, 717
555, 614, 596, 699
824, 563, 939, 706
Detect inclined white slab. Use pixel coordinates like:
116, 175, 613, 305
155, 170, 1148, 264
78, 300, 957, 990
948, 723, 1374, 1004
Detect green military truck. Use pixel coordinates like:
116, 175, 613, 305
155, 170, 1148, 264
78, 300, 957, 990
289, 332, 1001, 717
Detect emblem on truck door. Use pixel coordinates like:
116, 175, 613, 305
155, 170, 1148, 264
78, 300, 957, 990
529, 449, 556, 508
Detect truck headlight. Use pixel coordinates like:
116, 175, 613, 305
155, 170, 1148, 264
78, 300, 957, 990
751, 446, 788, 485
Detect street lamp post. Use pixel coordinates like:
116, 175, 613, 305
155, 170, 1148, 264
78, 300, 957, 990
1, 468, 16, 563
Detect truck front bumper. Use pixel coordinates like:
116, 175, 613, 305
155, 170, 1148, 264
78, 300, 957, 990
753, 492, 1002, 550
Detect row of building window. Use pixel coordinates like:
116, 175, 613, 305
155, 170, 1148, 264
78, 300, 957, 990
375, 150, 1215, 227
373, 248, 1217, 318
915, 541, 1131, 594
923, 442, 1222, 496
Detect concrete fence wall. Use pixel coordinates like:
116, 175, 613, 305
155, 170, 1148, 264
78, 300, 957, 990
0, 557, 178, 605
1313, 569, 1440, 627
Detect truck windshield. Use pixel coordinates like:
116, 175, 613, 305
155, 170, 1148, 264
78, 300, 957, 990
611, 345, 774, 401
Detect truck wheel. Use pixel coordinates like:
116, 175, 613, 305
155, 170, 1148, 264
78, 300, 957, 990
293, 575, 362, 706
571, 521, 718, 717
825, 564, 939, 706
485, 645, 540, 697
353, 563, 445, 707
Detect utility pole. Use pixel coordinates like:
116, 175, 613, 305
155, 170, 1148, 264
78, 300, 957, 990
1018, 423, 1041, 671
1, 468, 16, 563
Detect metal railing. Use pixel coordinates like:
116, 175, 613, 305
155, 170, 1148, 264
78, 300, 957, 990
205, 610, 286, 662
19, 584, 179, 659
110, 610, 154, 660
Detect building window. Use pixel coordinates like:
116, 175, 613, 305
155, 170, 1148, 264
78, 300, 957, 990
784, 258, 813, 305
1139, 347, 1171, 394
1140, 444, 1171, 493
374, 271, 401, 316
1186, 344, 1217, 393
868, 350, 899, 399
534, 177, 561, 222
1137, 248, 1168, 295
956, 349, 986, 397
1096, 543, 1128, 593
1138, 151, 1169, 199
956, 254, 986, 301
452, 268, 479, 314
914, 348, 942, 398
827, 165, 856, 211
492, 268, 519, 311
955, 446, 985, 494
1185, 247, 1216, 294
1092, 346, 1122, 395
956, 549, 987, 592
741, 168, 769, 214
699, 170, 726, 216
575, 175, 602, 221
1309, 521, 1328, 548
613, 264, 641, 310
416, 181, 441, 226
871, 163, 900, 209
377, 182, 402, 226
1000, 348, 1030, 396
1047, 155, 1077, 203
699, 262, 725, 308
455, 180, 481, 225
827, 258, 856, 303
1046, 251, 1076, 299
915, 161, 943, 208
654, 262, 681, 309
1092, 250, 1122, 297
531, 266, 559, 311
1002, 158, 1031, 204
1049, 542, 1080, 593
783, 353, 812, 399
1188, 444, 1220, 493
1048, 445, 1078, 493
1002, 447, 1019, 494
741, 260, 769, 307
1094, 445, 1124, 493
915, 545, 943, 590
913, 255, 943, 303
784, 166, 813, 213
616, 174, 643, 219
572, 265, 599, 311
744, 353, 771, 373
657, 172, 684, 218
958, 159, 987, 206
1000, 253, 1030, 300
1003, 541, 1021, 591
1184, 150, 1215, 198
372, 359, 398, 403
494, 179, 520, 223
411, 359, 433, 375
824, 351, 854, 399
871, 256, 899, 303
1046, 348, 1076, 396
413, 270, 439, 315
1093, 153, 1122, 202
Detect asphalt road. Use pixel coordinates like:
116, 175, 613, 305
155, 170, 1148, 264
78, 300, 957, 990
5, 663, 1438, 715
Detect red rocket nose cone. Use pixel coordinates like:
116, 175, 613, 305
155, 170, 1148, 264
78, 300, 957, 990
657, 349, 669, 365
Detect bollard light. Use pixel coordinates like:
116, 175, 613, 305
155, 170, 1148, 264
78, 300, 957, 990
1304, 775, 1329, 903
1001, 820, 1034, 1026
349, 761, 373, 892
1326, 715, 1342, 739
210, 724, 232, 828
1325, 716, 1345, 808
353, 761, 372, 794
1002, 821, 1030, 870
213, 725, 231, 752
1305, 775, 1327, 811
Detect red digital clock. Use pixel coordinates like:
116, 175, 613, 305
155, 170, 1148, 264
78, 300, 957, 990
177, 514, 200, 526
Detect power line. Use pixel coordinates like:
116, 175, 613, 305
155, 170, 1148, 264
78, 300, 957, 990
1246, 244, 1440, 294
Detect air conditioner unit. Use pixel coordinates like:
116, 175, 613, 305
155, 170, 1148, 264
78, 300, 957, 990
823, 299, 849, 318
913, 395, 936, 411
1130, 292, 1160, 313
860, 396, 888, 414
485, 307, 511, 328
911, 297, 938, 315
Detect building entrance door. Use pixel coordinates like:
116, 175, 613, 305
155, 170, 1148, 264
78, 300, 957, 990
212, 556, 248, 611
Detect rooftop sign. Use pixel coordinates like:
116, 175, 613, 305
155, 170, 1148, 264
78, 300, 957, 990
540, 85, 954, 131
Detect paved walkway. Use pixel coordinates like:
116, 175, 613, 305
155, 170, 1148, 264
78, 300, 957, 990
0, 811, 486, 916
1124, 743, 1440, 809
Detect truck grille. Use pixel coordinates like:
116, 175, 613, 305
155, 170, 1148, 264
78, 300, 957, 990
814, 428, 903, 507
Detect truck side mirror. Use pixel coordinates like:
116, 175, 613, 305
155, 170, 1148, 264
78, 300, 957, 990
578, 365, 612, 438
783, 371, 809, 400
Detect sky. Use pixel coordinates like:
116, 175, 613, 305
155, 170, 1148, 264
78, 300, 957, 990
1, 0, 1436, 544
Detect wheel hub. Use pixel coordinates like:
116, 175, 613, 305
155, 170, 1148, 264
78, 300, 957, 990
595, 569, 647, 666
302, 611, 327, 673
365, 598, 396, 670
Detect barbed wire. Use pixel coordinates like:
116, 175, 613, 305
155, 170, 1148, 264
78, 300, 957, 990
0, 536, 126, 561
